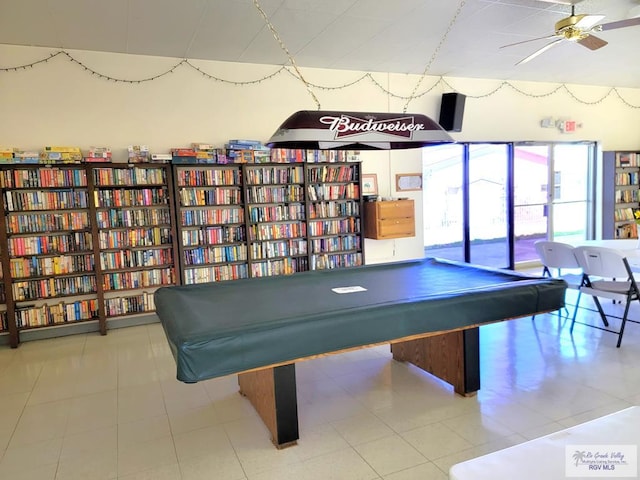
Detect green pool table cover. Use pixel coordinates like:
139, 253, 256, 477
155, 258, 567, 383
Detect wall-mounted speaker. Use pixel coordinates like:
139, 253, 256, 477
438, 92, 466, 132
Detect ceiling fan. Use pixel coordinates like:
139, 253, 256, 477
502, 4, 640, 65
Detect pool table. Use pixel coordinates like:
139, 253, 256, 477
155, 257, 566, 447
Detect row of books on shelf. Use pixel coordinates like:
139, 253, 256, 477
307, 165, 357, 183
245, 166, 304, 185
249, 222, 306, 241
310, 235, 361, 253
614, 207, 637, 222
181, 225, 246, 246
307, 183, 360, 201
615, 172, 639, 186
98, 227, 173, 249
102, 268, 174, 291
182, 245, 247, 266
307, 218, 360, 236
176, 168, 241, 186
310, 252, 363, 270
1, 145, 360, 165
94, 188, 169, 208
0, 167, 87, 188
616, 152, 640, 168
13, 275, 97, 301
15, 299, 99, 328
308, 201, 360, 219
105, 292, 155, 317
245, 185, 305, 203
7, 232, 93, 256
93, 167, 166, 185
180, 208, 244, 226
183, 264, 249, 284
250, 257, 309, 278
9, 254, 95, 279
99, 248, 173, 271
179, 188, 242, 207
95, 207, 172, 229
615, 188, 640, 204
249, 239, 308, 259
4, 190, 89, 212
6, 211, 89, 234
615, 222, 638, 239
248, 204, 306, 223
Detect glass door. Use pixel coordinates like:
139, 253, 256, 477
551, 143, 591, 244
468, 144, 510, 268
513, 143, 593, 264
513, 145, 550, 263
422, 144, 464, 262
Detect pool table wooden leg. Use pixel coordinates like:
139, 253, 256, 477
391, 328, 480, 396
237, 363, 299, 448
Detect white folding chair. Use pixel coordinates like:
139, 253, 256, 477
572, 245, 640, 348
534, 241, 584, 322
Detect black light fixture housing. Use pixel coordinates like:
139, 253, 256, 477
266, 110, 455, 150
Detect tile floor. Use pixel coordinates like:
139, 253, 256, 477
0, 291, 639, 480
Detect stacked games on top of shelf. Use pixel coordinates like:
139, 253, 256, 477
40, 146, 83, 164
191, 143, 219, 164
226, 139, 271, 164
84, 147, 112, 163
128, 145, 151, 163
0, 147, 15, 164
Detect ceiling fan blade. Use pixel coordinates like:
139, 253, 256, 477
574, 14, 605, 30
516, 38, 564, 65
577, 34, 608, 50
500, 34, 559, 49
599, 17, 640, 31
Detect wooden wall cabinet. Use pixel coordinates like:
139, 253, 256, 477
363, 199, 415, 240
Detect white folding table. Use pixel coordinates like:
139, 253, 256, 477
449, 407, 639, 479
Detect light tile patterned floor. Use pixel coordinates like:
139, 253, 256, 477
0, 291, 639, 479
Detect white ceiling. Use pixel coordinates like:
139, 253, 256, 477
1, 0, 639, 87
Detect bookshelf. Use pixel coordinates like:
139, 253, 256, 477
603, 151, 640, 239
173, 165, 249, 284
0, 158, 363, 346
89, 164, 179, 326
244, 164, 308, 277
0, 195, 13, 342
0, 165, 100, 346
305, 163, 363, 270
172, 161, 364, 282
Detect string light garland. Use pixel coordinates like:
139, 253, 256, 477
1, 48, 639, 109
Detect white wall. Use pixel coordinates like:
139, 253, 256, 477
2, 44, 640, 264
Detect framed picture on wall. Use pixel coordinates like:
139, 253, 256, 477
362, 174, 378, 195
396, 173, 423, 192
